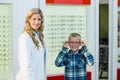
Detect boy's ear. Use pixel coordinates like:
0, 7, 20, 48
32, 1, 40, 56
79, 40, 82, 45
79, 42, 82, 46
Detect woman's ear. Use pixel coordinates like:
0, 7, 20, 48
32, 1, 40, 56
27, 17, 31, 23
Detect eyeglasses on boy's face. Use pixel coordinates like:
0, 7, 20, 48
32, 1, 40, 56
68, 41, 81, 44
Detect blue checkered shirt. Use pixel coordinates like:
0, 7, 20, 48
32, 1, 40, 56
55, 46, 94, 80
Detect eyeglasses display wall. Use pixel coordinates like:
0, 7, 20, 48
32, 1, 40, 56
0, 4, 12, 80
46, 5, 87, 75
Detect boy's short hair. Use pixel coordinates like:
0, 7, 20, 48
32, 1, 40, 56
68, 33, 81, 40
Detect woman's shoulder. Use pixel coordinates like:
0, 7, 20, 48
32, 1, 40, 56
18, 32, 31, 41
18, 32, 34, 47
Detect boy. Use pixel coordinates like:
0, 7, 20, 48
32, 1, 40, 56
55, 33, 94, 80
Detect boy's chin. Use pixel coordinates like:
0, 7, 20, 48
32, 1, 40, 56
71, 49, 78, 53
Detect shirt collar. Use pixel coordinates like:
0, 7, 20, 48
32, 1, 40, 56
69, 50, 79, 55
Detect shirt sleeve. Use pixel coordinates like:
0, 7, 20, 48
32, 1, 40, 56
55, 47, 68, 67
81, 46, 94, 66
18, 34, 36, 80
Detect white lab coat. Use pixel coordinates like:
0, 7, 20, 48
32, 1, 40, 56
16, 32, 46, 80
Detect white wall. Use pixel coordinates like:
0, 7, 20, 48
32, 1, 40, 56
100, 0, 108, 4
109, 0, 117, 80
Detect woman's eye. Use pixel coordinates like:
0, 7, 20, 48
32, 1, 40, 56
38, 18, 41, 20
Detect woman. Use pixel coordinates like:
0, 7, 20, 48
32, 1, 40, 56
16, 8, 46, 80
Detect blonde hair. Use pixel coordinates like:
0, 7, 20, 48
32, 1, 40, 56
68, 33, 81, 41
23, 8, 44, 48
